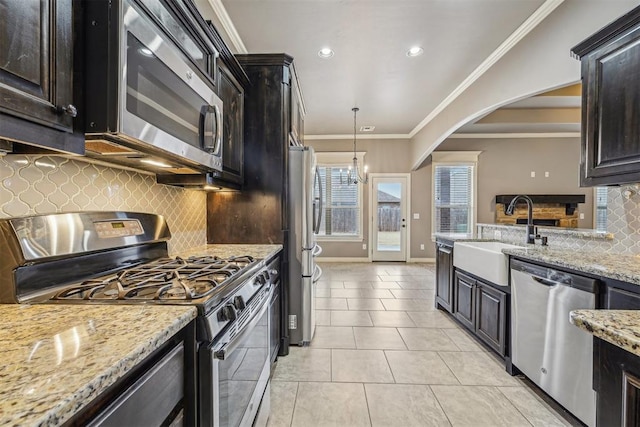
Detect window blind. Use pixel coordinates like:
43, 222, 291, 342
434, 164, 474, 234
595, 187, 608, 232
315, 166, 361, 237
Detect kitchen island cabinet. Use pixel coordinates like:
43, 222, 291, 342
435, 239, 454, 313
572, 310, 640, 426
0, 304, 196, 426
453, 270, 507, 357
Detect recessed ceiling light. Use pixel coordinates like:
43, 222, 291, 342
406, 46, 424, 57
360, 126, 375, 132
318, 47, 334, 58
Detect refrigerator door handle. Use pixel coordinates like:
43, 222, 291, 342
313, 167, 323, 234
312, 264, 323, 283
312, 244, 322, 257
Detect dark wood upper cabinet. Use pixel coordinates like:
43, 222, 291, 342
572, 5, 640, 186
217, 62, 244, 184
0, 0, 83, 154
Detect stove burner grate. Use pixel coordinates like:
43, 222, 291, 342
51, 255, 256, 301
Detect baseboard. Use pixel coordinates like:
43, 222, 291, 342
409, 258, 435, 263
316, 257, 435, 263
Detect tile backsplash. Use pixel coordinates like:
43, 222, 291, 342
605, 186, 640, 254
0, 155, 206, 254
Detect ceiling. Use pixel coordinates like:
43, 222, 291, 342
204, 0, 553, 137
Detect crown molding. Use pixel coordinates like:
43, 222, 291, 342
205, 0, 248, 54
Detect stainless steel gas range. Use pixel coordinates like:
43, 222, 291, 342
0, 211, 280, 427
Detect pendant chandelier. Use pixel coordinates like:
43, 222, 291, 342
341, 107, 368, 185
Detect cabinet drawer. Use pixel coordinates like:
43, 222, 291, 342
89, 344, 184, 426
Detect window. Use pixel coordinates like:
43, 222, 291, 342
315, 165, 362, 238
595, 187, 608, 232
431, 151, 480, 239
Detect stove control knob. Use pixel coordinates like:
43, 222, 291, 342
233, 296, 246, 310
270, 269, 278, 276
255, 274, 266, 286
219, 304, 237, 322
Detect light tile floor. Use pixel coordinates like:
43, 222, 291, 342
269, 262, 576, 427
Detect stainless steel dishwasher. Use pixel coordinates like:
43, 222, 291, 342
511, 259, 598, 427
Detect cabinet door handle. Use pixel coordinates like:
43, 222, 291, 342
55, 104, 78, 118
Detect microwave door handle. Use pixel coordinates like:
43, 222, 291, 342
213, 104, 222, 155
201, 105, 221, 155
213, 290, 271, 360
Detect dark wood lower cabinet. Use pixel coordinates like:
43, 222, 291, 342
475, 283, 507, 355
454, 271, 475, 330
595, 338, 640, 426
435, 241, 454, 312
453, 269, 507, 357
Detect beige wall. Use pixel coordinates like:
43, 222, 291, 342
437, 137, 594, 229
308, 138, 433, 260
308, 135, 593, 260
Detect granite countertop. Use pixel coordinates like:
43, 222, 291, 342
0, 304, 196, 426
176, 243, 282, 261
434, 233, 481, 243
477, 223, 614, 240
503, 246, 640, 286
571, 310, 640, 356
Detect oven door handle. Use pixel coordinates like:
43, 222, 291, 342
214, 289, 271, 361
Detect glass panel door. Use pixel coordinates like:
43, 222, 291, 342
372, 176, 408, 261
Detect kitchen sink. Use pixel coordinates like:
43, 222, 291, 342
453, 241, 521, 287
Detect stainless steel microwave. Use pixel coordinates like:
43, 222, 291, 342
82, 0, 223, 175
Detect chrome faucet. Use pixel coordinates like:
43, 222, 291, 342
506, 195, 536, 244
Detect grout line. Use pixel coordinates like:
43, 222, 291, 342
360, 382, 373, 426
428, 384, 455, 427
495, 387, 536, 427
435, 351, 463, 385
382, 349, 398, 384
288, 382, 300, 427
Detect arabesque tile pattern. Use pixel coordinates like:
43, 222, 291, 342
0, 155, 206, 254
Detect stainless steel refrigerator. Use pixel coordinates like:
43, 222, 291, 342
288, 146, 323, 346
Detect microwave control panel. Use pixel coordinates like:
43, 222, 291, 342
94, 219, 144, 238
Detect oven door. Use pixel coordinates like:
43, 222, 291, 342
119, 0, 223, 172
200, 290, 271, 427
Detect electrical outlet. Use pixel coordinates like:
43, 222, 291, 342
530, 171, 536, 178
545, 171, 550, 178
420, 244, 425, 250
362, 243, 367, 250
494, 230, 502, 239
413, 213, 420, 220
580, 213, 585, 219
